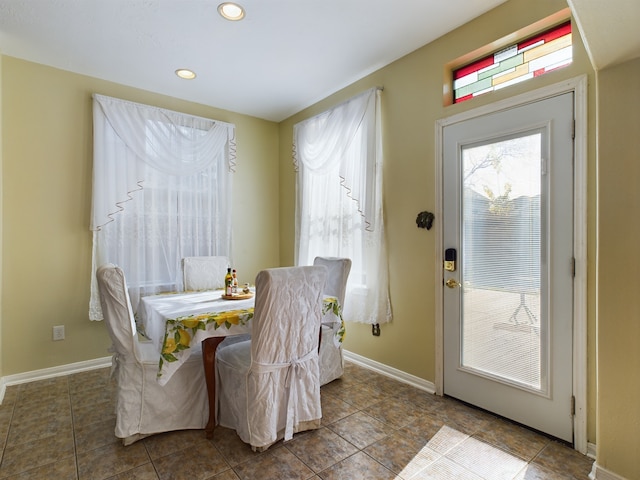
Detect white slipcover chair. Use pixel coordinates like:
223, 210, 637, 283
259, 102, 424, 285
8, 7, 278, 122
182, 256, 229, 291
313, 256, 352, 385
216, 265, 327, 451
96, 263, 209, 445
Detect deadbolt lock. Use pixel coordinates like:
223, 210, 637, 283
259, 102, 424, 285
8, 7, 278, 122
444, 248, 457, 271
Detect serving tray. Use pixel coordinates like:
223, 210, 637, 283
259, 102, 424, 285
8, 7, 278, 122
221, 292, 254, 300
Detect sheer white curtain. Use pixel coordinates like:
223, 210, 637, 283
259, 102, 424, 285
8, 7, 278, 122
89, 94, 235, 320
293, 87, 391, 325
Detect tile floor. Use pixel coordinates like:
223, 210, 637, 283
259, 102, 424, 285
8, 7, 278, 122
0, 361, 594, 480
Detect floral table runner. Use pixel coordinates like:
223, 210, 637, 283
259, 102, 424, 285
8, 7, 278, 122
322, 296, 345, 346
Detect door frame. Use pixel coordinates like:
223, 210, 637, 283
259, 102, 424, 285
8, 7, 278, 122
434, 75, 588, 453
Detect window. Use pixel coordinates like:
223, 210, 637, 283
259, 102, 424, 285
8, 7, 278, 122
453, 21, 572, 103
89, 95, 235, 320
293, 88, 391, 325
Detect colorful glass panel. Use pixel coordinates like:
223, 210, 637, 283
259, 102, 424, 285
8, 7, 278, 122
453, 21, 572, 103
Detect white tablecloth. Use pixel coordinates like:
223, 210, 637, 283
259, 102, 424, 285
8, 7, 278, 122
137, 289, 255, 385
137, 289, 344, 386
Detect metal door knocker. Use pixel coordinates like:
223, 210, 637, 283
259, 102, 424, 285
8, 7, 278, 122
416, 211, 435, 230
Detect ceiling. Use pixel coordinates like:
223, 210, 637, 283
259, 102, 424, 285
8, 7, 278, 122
567, 0, 639, 71
0, 1, 638, 122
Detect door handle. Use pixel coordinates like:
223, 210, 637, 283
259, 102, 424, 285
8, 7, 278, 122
445, 278, 461, 289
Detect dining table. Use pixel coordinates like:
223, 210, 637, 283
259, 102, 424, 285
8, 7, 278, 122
137, 288, 255, 438
136, 288, 345, 439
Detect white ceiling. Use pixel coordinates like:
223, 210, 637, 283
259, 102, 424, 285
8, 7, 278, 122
0, 0, 509, 121
0, 1, 638, 122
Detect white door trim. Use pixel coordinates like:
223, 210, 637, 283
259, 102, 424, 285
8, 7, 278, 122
434, 75, 588, 453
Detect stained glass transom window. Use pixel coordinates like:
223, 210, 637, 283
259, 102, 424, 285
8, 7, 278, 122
453, 21, 572, 103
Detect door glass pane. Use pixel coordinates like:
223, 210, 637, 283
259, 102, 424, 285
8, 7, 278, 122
461, 132, 546, 393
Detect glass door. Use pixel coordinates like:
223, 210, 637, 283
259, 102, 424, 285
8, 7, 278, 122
443, 93, 574, 442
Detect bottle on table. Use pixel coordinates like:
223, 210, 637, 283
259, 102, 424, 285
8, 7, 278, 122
225, 268, 233, 296
232, 269, 238, 294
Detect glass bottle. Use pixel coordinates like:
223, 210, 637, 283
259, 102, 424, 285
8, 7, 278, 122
225, 267, 233, 296
232, 269, 238, 294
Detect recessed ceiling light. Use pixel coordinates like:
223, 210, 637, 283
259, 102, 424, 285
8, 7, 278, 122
175, 69, 196, 80
218, 2, 245, 21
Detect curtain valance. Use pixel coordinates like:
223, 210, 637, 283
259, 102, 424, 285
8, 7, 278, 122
293, 87, 379, 231
91, 94, 236, 231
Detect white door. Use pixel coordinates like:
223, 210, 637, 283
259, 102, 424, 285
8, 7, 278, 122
442, 93, 574, 442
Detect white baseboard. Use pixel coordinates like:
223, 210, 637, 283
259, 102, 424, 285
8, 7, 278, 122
0, 356, 112, 404
587, 442, 597, 459
344, 350, 436, 394
590, 462, 629, 480
1, 352, 432, 405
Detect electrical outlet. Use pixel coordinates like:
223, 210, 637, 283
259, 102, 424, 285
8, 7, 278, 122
52, 325, 65, 341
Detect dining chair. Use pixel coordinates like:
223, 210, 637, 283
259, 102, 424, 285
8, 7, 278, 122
96, 263, 209, 445
215, 265, 327, 451
313, 256, 352, 385
182, 256, 229, 291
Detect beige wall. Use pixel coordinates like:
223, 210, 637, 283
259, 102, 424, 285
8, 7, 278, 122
0, 56, 280, 376
596, 57, 640, 479
279, 0, 598, 443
